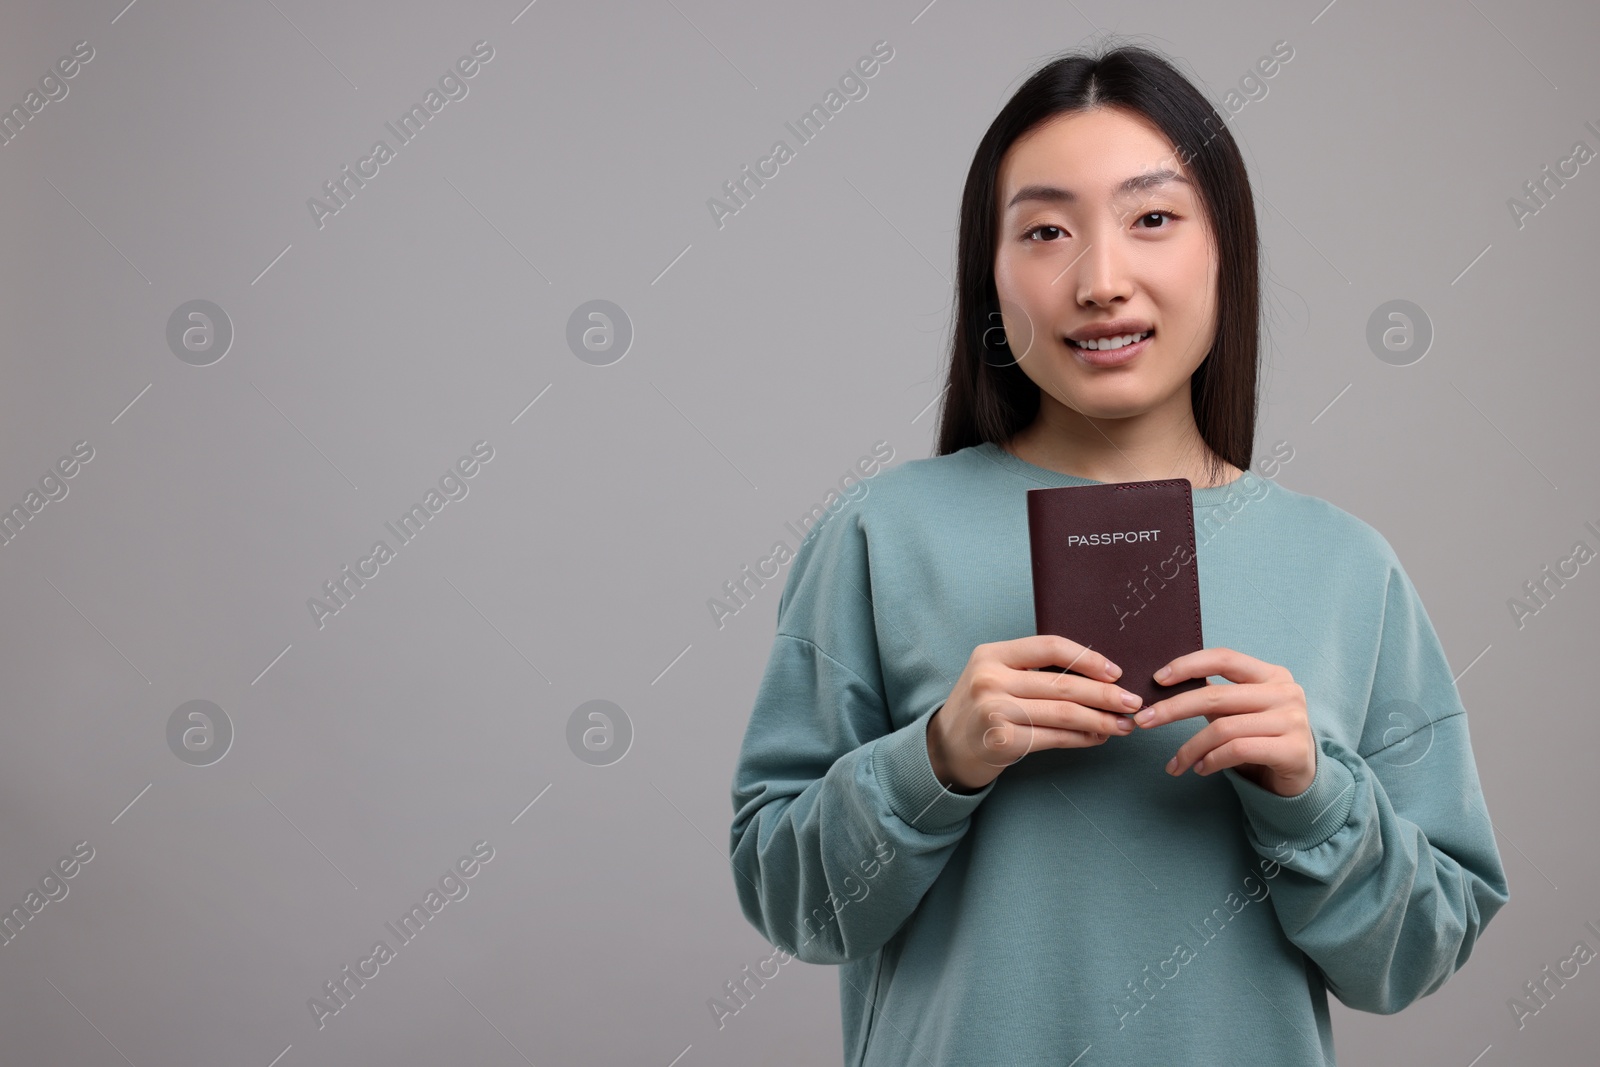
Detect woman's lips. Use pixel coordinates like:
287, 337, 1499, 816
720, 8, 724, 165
1067, 331, 1152, 367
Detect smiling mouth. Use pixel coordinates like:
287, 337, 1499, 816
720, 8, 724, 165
1066, 329, 1153, 352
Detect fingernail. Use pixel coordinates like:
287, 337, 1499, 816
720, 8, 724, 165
1165, 756, 1179, 774
1135, 708, 1154, 726
1154, 666, 1171, 683
1116, 717, 1134, 733
1106, 662, 1123, 679
1121, 691, 1142, 710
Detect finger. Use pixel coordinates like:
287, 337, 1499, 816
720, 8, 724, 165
1023, 691, 1138, 737
1136, 680, 1297, 728
960, 700, 1126, 767
1176, 735, 1283, 777
996, 635, 1122, 680
1029, 725, 1113, 749
958, 701, 1114, 769
1007, 667, 1144, 714
992, 687, 1132, 739
1166, 713, 1288, 774
1154, 646, 1279, 688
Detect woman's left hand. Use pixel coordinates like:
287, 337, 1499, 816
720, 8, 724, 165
1132, 647, 1317, 798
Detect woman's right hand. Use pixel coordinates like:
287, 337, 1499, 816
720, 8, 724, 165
926, 635, 1144, 793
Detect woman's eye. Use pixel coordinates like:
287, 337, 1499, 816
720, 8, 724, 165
1024, 224, 1065, 242
1135, 210, 1177, 229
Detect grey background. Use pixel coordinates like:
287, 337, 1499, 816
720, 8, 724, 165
1, 0, 1596, 1064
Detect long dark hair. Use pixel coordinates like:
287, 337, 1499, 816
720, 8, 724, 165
934, 43, 1260, 485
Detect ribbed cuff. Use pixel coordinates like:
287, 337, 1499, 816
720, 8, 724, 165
1222, 739, 1357, 853
873, 705, 995, 832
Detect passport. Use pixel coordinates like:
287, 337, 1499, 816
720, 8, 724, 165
1026, 479, 1207, 709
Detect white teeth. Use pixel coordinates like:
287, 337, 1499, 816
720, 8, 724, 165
1072, 330, 1151, 351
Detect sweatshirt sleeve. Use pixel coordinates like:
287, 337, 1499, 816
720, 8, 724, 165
728, 506, 997, 965
1219, 554, 1512, 1014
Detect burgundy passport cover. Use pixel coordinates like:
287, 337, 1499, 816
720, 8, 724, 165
1026, 479, 1206, 709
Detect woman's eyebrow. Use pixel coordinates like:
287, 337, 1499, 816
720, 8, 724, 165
1005, 168, 1191, 210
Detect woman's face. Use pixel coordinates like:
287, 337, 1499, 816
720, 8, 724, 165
991, 106, 1219, 422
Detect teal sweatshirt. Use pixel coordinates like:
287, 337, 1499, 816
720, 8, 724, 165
727, 441, 1510, 1066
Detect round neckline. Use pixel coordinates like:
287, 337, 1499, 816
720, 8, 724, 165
972, 440, 1252, 508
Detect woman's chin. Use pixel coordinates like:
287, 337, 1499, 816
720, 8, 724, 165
1057, 384, 1172, 422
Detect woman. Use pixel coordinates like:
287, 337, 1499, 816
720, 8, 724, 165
728, 43, 1509, 1066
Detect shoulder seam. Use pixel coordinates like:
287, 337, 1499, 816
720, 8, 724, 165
1358, 708, 1466, 760
772, 632, 888, 702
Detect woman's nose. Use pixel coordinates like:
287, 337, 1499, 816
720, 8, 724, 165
1074, 239, 1134, 307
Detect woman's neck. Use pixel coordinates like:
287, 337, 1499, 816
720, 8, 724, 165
1003, 403, 1243, 489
